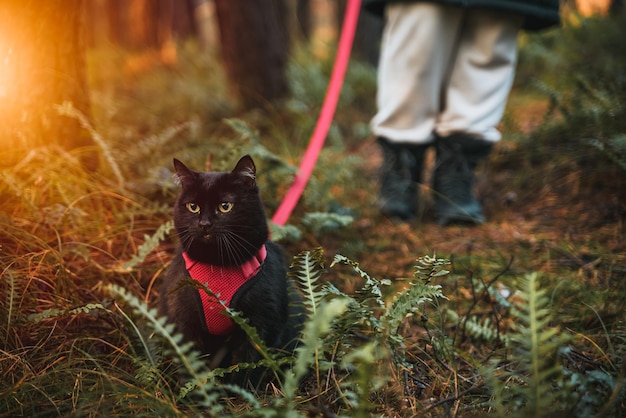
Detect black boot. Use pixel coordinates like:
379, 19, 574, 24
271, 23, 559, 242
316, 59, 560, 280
434, 134, 493, 225
377, 137, 427, 220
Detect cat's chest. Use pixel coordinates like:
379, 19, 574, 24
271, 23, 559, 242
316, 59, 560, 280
183, 246, 267, 336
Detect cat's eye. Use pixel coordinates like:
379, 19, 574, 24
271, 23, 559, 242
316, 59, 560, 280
218, 202, 233, 213
186, 202, 200, 214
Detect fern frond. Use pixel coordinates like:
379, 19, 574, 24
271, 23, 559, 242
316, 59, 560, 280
289, 248, 326, 316
27, 303, 109, 324
383, 282, 445, 332
491, 273, 571, 417
107, 284, 221, 411
282, 297, 350, 402
220, 383, 262, 409
510, 274, 571, 414
413, 254, 450, 284
223, 117, 261, 143
331, 254, 390, 307
381, 256, 448, 335
225, 306, 281, 378
247, 138, 297, 175
588, 134, 626, 172
222, 117, 298, 177
269, 222, 302, 242
340, 341, 388, 417
302, 212, 353, 235
123, 122, 195, 167
0, 171, 37, 211
463, 316, 503, 343
190, 279, 284, 382
119, 220, 174, 272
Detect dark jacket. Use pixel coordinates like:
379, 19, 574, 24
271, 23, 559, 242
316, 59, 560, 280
363, 0, 560, 31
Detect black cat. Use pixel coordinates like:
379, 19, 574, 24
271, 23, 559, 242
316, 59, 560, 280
159, 155, 304, 387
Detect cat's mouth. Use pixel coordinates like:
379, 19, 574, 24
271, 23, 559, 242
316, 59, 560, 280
202, 234, 212, 240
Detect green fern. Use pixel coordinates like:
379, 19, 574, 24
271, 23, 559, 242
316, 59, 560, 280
331, 253, 390, 308
588, 134, 626, 172
339, 341, 388, 417
282, 297, 350, 405
381, 256, 448, 364
283, 248, 350, 404
26, 303, 109, 324
107, 284, 222, 413
413, 254, 451, 284
385, 256, 448, 323
122, 121, 196, 170
288, 248, 326, 315
114, 302, 160, 386
489, 273, 571, 417
108, 251, 451, 416
119, 220, 174, 272
223, 117, 297, 173
464, 316, 502, 343
287, 252, 450, 414
269, 221, 302, 242
302, 212, 354, 236
221, 304, 282, 380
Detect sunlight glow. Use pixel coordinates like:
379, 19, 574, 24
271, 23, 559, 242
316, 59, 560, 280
0, 43, 16, 103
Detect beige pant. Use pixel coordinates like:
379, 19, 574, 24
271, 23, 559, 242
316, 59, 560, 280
371, 3, 523, 144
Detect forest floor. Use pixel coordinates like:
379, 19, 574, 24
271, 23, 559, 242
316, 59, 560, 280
287, 92, 626, 413
286, 92, 625, 290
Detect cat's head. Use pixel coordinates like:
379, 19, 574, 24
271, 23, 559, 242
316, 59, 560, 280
172, 155, 268, 266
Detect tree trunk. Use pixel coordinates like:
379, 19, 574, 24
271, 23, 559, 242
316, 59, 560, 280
213, 0, 290, 110
0, 0, 94, 166
610, 0, 623, 14
172, 0, 197, 39
296, 0, 312, 41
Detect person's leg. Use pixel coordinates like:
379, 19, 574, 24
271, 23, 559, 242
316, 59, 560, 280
376, 137, 420, 220
373, 3, 462, 144
434, 10, 522, 225
372, 3, 462, 219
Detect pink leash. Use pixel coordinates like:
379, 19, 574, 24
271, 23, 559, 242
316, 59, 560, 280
271, 0, 362, 226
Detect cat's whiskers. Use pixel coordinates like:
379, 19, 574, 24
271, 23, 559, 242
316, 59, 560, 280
217, 232, 248, 266
221, 228, 259, 264
177, 226, 197, 254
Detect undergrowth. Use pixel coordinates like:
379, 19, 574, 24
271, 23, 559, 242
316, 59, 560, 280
515, 10, 626, 175
2, 9, 626, 417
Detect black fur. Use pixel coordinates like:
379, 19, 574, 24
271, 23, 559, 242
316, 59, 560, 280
158, 155, 303, 387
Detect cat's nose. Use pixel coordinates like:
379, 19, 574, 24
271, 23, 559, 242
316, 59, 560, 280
199, 218, 212, 231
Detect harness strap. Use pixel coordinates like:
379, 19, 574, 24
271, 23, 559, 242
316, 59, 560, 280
183, 245, 267, 335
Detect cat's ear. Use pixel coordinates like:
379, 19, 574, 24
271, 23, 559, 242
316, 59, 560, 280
173, 158, 196, 188
233, 155, 256, 187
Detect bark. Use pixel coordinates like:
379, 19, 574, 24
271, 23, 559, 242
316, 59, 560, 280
296, 0, 312, 41
610, 0, 623, 14
0, 0, 94, 165
87, 0, 184, 49
213, 0, 290, 110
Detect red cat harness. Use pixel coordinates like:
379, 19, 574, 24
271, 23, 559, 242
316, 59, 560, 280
182, 245, 267, 336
